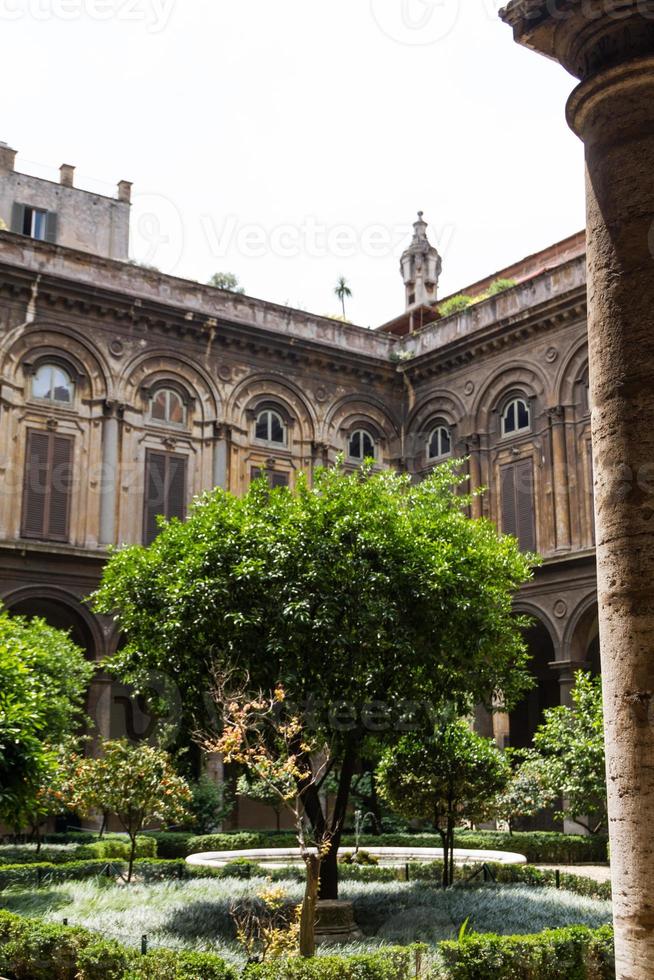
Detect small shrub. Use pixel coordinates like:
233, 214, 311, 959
487, 278, 517, 296
438, 295, 473, 317
186, 832, 264, 853
141, 831, 194, 858
339, 849, 379, 866
243, 946, 416, 979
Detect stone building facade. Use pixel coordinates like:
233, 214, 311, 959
0, 148, 599, 798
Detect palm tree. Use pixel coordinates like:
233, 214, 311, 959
334, 276, 352, 319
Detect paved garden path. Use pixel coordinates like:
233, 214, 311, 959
535, 864, 611, 883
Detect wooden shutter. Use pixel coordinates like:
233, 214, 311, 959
44, 211, 58, 244
10, 203, 25, 234
500, 459, 535, 552
515, 459, 536, 552
143, 451, 186, 545
21, 430, 73, 542
500, 464, 517, 538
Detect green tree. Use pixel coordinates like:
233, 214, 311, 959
491, 749, 556, 834
188, 774, 233, 834
532, 671, 607, 834
70, 740, 191, 881
208, 272, 245, 293
333, 276, 352, 318
94, 461, 534, 898
0, 610, 94, 828
377, 721, 511, 886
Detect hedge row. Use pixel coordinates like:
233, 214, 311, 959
0, 837, 156, 865
435, 925, 615, 979
140, 830, 609, 865
0, 910, 237, 979
243, 947, 419, 979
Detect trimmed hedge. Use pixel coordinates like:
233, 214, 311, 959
0, 909, 238, 979
0, 837, 157, 865
435, 925, 615, 979
244, 947, 418, 979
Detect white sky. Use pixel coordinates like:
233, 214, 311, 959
2, 0, 585, 327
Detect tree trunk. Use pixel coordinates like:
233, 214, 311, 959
127, 834, 137, 883
438, 828, 448, 889
300, 853, 320, 958
318, 741, 357, 900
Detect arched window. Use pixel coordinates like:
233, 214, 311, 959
348, 429, 375, 462
502, 397, 530, 437
32, 363, 74, 404
427, 425, 451, 461
151, 387, 186, 426
255, 409, 286, 446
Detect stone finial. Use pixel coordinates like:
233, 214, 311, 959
60, 164, 75, 187
400, 211, 443, 310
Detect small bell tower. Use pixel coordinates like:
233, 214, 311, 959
400, 212, 442, 310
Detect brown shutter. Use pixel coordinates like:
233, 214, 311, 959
515, 458, 536, 552
143, 451, 186, 545
167, 455, 186, 521
500, 464, 517, 538
22, 430, 50, 538
501, 460, 536, 552
21, 430, 73, 542
47, 435, 73, 541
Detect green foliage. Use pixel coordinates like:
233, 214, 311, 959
377, 722, 510, 885
207, 272, 245, 294
188, 774, 234, 834
69, 740, 192, 881
486, 278, 517, 296
434, 924, 614, 979
95, 462, 533, 752
532, 673, 607, 834
491, 750, 556, 832
187, 832, 265, 853
144, 831, 195, 858
243, 946, 416, 979
0, 610, 94, 825
438, 295, 473, 317
0, 909, 238, 979
0, 837, 156, 865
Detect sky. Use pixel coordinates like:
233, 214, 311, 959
2, 0, 586, 327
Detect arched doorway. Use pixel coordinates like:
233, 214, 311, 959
569, 600, 601, 676
7, 594, 97, 657
508, 619, 560, 749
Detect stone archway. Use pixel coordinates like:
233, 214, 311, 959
507, 619, 560, 750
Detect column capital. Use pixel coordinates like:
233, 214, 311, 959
499, 1, 654, 80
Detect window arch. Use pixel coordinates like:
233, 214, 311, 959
501, 397, 531, 437
32, 362, 75, 404
427, 425, 451, 461
255, 409, 286, 446
348, 429, 376, 462
150, 387, 186, 426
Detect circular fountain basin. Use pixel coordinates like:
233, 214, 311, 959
186, 845, 527, 869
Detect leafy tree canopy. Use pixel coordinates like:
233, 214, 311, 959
0, 610, 94, 823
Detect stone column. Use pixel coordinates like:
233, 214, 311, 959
500, 3, 654, 974
213, 423, 230, 490
549, 406, 572, 551
99, 401, 121, 546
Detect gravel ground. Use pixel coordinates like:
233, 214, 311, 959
535, 864, 611, 883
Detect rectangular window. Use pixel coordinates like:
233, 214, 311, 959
21, 429, 73, 542
143, 450, 187, 545
500, 458, 536, 552
251, 467, 289, 489
11, 203, 57, 243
